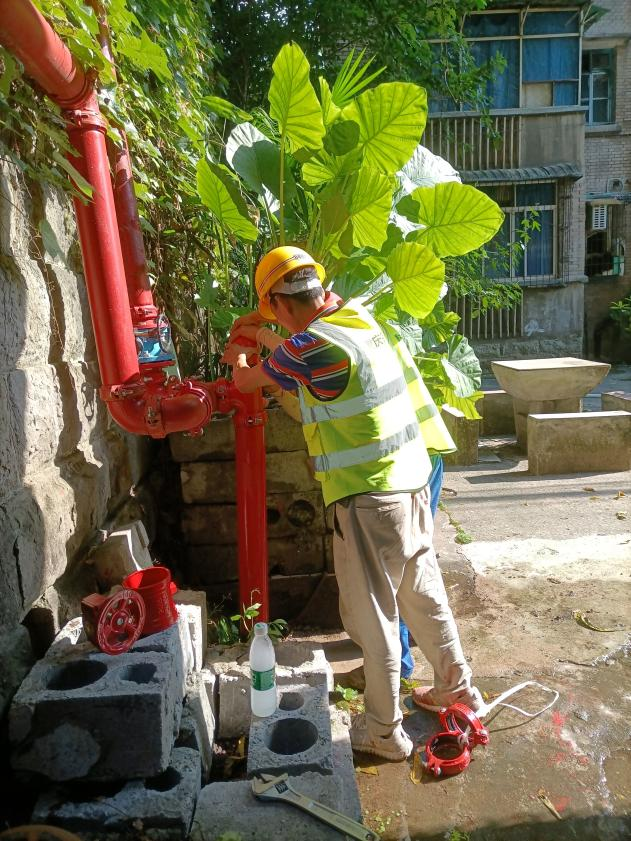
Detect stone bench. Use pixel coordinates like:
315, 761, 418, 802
441, 405, 479, 466
602, 391, 631, 412
476, 389, 515, 435
527, 411, 631, 475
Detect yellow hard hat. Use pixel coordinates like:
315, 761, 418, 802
255, 246, 325, 321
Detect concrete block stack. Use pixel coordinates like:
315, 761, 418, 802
12, 591, 211, 840
170, 407, 341, 627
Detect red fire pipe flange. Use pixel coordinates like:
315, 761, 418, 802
439, 703, 489, 748
81, 589, 146, 655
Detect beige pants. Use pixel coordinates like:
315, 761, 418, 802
333, 487, 477, 738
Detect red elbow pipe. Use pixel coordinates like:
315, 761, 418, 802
0, 0, 91, 109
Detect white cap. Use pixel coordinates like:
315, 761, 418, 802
270, 276, 323, 295
254, 622, 268, 636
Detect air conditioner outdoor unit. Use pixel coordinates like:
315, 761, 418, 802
592, 205, 608, 230
607, 177, 624, 193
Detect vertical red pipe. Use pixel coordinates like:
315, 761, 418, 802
216, 381, 269, 622
66, 104, 140, 386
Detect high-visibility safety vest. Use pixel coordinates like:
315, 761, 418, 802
297, 301, 456, 507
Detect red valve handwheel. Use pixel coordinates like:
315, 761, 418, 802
439, 703, 489, 748
81, 589, 146, 655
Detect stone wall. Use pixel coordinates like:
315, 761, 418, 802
169, 407, 341, 629
0, 162, 155, 677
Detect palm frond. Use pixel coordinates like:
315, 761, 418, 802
331, 48, 386, 109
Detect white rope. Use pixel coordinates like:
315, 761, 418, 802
477, 680, 559, 720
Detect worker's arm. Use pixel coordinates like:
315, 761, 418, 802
223, 348, 277, 394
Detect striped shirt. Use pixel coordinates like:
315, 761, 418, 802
262, 302, 350, 401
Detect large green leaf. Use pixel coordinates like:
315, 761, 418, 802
319, 77, 341, 126
345, 167, 394, 250
342, 82, 427, 174
225, 123, 295, 203
302, 148, 362, 187
396, 144, 460, 203
196, 159, 259, 243
269, 43, 325, 152
408, 182, 504, 257
419, 301, 460, 349
201, 96, 252, 123
440, 335, 482, 397
386, 242, 445, 318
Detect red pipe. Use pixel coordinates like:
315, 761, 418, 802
215, 379, 269, 622
0, 0, 269, 615
66, 106, 140, 386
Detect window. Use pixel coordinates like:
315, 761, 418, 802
481, 183, 556, 282
585, 203, 625, 276
429, 8, 581, 112
581, 50, 615, 125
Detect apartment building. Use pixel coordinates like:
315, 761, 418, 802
582, 0, 631, 361
425, 1, 630, 365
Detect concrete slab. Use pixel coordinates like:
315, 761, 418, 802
10, 644, 181, 781
207, 642, 333, 738
247, 682, 332, 778
87, 520, 153, 590
528, 410, 631, 474
184, 672, 215, 782
477, 388, 515, 435
32, 746, 201, 840
602, 390, 631, 412
173, 590, 207, 672
133, 606, 194, 685
492, 357, 611, 401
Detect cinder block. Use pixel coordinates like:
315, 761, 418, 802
32, 746, 201, 840
185, 544, 237, 585
527, 411, 631, 475
191, 709, 361, 841
247, 682, 333, 777
476, 389, 516, 435
169, 417, 235, 463
87, 520, 153, 590
264, 406, 307, 453
294, 574, 342, 631
182, 493, 326, 545
173, 590, 208, 672
184, 672, 216, 782
208, 642, 333, 739
10, 644, 182, 781
441, 405, 479, 466
133, 608, 193, 688
181, 453, 319, 504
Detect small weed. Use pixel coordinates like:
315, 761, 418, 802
440, 503, 474, 545
334, 683, 364, 713
209, 594, 288, 644
400, 677, 421, 692
447, 831, 471, 841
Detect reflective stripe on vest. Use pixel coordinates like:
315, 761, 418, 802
312, 421, 421, 472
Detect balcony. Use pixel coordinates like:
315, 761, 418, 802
424, 107, 586, 174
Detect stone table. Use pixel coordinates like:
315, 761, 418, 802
491, 357, 611, 447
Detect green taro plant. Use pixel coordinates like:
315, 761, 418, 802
197, 44, 506, 417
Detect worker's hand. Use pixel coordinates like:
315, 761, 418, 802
230, 324, 259, 344
231, 311, 266, 332
220, 342, 253, 365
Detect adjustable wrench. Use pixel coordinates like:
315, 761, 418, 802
251, 772, 380, 841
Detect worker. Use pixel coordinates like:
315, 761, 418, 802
221, 246, 482, 761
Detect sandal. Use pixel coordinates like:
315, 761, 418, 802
411, 687, 445, 713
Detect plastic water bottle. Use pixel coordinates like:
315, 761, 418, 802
250, 622, 277, 717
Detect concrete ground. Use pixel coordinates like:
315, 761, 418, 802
306, 369, 631, 841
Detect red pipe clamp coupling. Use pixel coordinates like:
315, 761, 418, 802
419, 703, 489, 778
